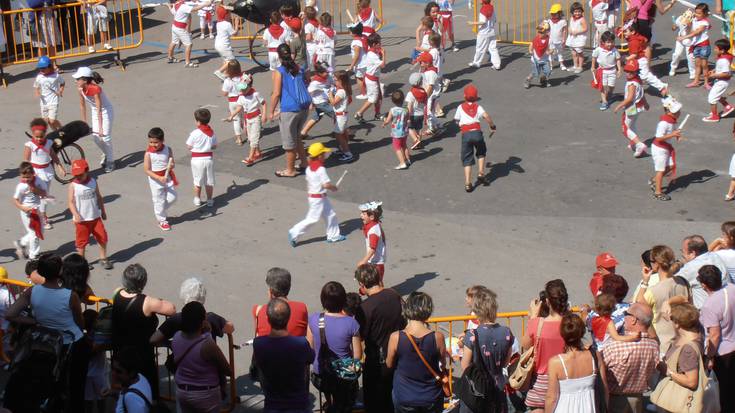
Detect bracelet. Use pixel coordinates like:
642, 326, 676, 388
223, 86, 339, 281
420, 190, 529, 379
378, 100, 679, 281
640, 281, 649, 288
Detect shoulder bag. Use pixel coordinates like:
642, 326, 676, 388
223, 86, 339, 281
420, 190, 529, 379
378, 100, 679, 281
405, 331, 452, 397
650, 340, 707, 413
508, 318, 545, 391
456, 329, 496, 412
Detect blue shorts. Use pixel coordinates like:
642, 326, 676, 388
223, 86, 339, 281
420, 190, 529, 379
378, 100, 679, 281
310, 103, 335, 122
693, 44, 711, 59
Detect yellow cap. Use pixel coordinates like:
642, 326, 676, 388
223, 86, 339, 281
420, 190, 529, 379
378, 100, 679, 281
549, 3, 562, 14
307, 142, 332, 158
0, 266, 7, 280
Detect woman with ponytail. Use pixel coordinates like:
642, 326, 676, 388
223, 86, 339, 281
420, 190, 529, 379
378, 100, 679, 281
270, 43, 311, 178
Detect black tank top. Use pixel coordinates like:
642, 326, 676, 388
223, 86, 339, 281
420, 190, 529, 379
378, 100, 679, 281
111, 291, 159, 351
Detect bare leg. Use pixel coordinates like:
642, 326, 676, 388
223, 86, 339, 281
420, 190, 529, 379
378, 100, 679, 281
193, 185, 202, 199
205, 185, 213, 200
654, 170, 665, 194
98, 242, 108, 260
463, 165, 472, 186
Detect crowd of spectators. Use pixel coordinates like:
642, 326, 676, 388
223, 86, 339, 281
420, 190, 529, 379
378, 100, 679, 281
1, 223, 735, 413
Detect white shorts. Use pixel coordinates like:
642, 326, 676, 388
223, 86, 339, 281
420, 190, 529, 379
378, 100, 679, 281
709, 80, 729, 104
191, 158, 215, 187
171, 26, 192, 46
600, 68, 616, 87
334, 113, 348, 133
354, 67, 366, 79
215, 44, 235, 61
86, 7, 108, 35
246, 118, 261, 147
729, 153, 735, 178
365, 78, 381, 103
594, 22, 609, 34
549, 42, 563, 54
41, 103, 59, 120
268, 51, 281, 71
651, 144, 673, 172
84, 374, 108, 401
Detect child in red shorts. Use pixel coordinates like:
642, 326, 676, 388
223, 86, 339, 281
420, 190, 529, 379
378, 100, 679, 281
67, 159, 112, 270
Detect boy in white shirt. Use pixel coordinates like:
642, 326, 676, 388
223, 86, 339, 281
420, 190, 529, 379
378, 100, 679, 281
226, 75, 267, 166
304, 7, 319, 71
590, 31, 622, 111
467, 0, 501, 70
355, 33, 386, 123
405, 72, 428, 150
418, 52, 442, 134
143, 128, 178, 231
262, 11, 288, 71
186, 109, 217, 207
33, 56, 64, 130
67, 159, 112, 269
300, 63, 335, 139
288, 142, 346, 246
703, 39, 734, 122
650, 97, 683, 201
547, 3, 568, 70
454, 84, 497, 193
347, 23, 367, 99
167, 0, 210, 67
12, 162, 47, 260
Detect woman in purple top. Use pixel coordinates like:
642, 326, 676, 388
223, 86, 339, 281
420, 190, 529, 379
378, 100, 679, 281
171, 301, 231, 413
306, 281, 362, 413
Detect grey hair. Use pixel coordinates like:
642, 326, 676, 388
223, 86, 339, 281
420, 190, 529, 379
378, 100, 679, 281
637, 310, 653, 327
179, 277, 207, 304
265, 267, 292, 297
122, 264, 148, 294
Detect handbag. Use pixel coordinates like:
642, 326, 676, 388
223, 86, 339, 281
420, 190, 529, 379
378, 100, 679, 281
650, 341, 706, 413
508, 318, 545, 391
165, 335, 207, 375
456, 329, 496, 413
405, 331, 452, 398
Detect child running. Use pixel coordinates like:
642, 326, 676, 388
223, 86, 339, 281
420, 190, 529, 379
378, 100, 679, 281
13, 162, 47, 260
73, 66, 115, 173
525, 22, 551, 88
590, 31, 622, 111
454, 84, 497, 193
547, 4, 568, 71
358, 201, 387, 283
613, 59, 650, 157
67, 159, 113, 270
33, 56, 64, 130
650, 97, 683, 201
623, 22, 669, 95
405, 72, 428, 151
186, 108, 217, 207
329, 70, 355, 162
669, 8, 696, 78
287, 142, 346, 246
220, 60, 246, 145
143, 127, 178, 231
565, 2, 588, 73
467, 0, 500, 70
23, 118, 63, 229
383, 90, 410, 170
355, 33, 386, 123
703, 38, 734, 122
226, 75, 266, 166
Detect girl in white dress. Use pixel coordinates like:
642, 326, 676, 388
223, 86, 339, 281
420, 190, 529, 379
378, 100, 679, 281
565, 2, 588, 73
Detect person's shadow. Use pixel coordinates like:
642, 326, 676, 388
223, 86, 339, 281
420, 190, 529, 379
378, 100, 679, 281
666, 169, 716, 193
389, 272, 440, 296
482, 156, 525, 186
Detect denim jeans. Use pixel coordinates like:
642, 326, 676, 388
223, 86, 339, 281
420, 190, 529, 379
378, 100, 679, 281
530, 58, 551, 79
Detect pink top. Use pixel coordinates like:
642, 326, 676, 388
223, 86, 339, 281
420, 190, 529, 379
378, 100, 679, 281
527, 318, 565, 374
629, 0, 654, 20
172, 332, 220, 387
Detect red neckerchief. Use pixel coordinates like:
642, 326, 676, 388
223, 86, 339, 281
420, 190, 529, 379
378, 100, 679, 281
590, 315, 612, 341
368, 46, 383, 58
307, 18, 319, 30
532, 34, 549, 57
572, 14, 584, 20
319, 26, 335, 39
591, 0, 603, 7
550, 15, 560, 23
480, 4, 494, 19
462, 101, 479, 118
628, 75, 642, 84
660, 114, 677, 124
337, 87, 352, 105
359, 7, 373, 21
198, 124, 214, 137
720, 53, 734, 63
20, 177, 35, 188
241, 87, 255, 97
73, 176, 91, 185
362, 220, 380, 237
308, 159, 324, 171
353, 34, 368, 51
31, 138, 50, 154
173, 0, 183, 11
411, 86, 428, 104
268, 24, 285, 39
147, 144, 165, 153
312, 73, 329, 83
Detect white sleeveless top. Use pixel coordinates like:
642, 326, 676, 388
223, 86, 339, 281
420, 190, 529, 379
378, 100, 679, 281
624, 79, 645, 116
149, 146, 171, 172
25, 140, 55, 181
554, 353, 597, 413
73, 178, 101, 221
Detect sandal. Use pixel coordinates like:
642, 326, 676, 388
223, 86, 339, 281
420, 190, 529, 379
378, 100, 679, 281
235, 137, 244, 146
465, 183, 474, 193
167, 57, 180, 64
647, 178, 656, 192
725, 194, 735, 201
242, 158, 255, 166
184, 62, 199, 68
411, 140, 423, 150
653, 193, 671, 201
477, 174, 488, 185
275, 170, 299, 178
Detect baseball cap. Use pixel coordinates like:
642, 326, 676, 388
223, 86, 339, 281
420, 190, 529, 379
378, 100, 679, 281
307, 142, 332, 158
596, 252, 619, 269
464, 84, 478, 101
71, 159, 89, 176
72, 66, 94, 79
623, 59, 639, 73
549, 3, 562, 14
36, 56, 52, 69
417, 52, 433, 64
285, 16, 302, 33
409, 72, 423, 86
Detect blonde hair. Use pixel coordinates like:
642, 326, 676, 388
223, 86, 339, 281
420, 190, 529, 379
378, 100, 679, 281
471, 289, 498, 323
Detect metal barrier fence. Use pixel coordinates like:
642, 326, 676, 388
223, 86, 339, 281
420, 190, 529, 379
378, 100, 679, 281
0, 0, 144, 85
0, 277, 238, 412
473, 0, 626, 46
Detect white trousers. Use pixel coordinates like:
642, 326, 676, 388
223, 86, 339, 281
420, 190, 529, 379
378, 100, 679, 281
91, 109, 114, 168
622, 112, 639, 142
228, 101, 243, 136
637, 57, 667, 91
199, 16, 212, 31
471, 33, 501, 68
38, 177, 52, 216
19, 211, 41, 259
288, 197, 341, 241
148, 177, 177, 222
427, 91, 441, 130
670, 41, 695, 76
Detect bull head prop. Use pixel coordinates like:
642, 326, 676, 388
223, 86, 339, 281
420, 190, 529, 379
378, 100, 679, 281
231, 0, 301, 25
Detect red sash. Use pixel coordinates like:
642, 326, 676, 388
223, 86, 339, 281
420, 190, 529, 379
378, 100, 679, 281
590, 67, 603, 90
365, 73, 379, 81
29, 208, 44, 240
152, 169, 180, 186
191, 152, 213, 157
173, 20, 187, 29
460, 102, 482, 132
245, 110, 261, 119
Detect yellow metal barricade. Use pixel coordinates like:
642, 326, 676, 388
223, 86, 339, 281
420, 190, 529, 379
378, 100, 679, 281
473, 0, 625, 46
0, 0, 144, 85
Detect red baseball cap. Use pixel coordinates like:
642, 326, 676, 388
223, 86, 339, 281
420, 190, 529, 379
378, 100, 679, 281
464, 84, 478, 101
595, 252, 618, 269
285, 16, 302, 33
417, 52, 433, 64
216, 5, 228, 21
623, 59, 639, 73
71, 159, 89, 176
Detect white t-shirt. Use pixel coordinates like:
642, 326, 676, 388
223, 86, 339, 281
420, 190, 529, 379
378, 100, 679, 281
477, 6, 497, 36
363, 50, 383, 77
590, 0, 608, 22
429, 47, 443, 77
235, 90, 265, 115
115, 374, 152, 413
715, 55, 731, 77
72, 177, 101, 221
172, 2, 193, 25
81, 84, 113, 115
548, 18, 567, 44
306, 164, 330, 194
34, 72, 64, 106
691, 17, 710, 46
677, 252, 729, 309
186, 128, 217, 158
263, 25, 288, 50
14, 178, 46, 208
333, 89, 348, 113
364, 222, 386, 264
422, 69, 440, 92
592, 47, 620, 69
405, 89, 427, 116
315, 27, 335, 56
215, 20, 235, 49
222, 74, 244, 98
714, 249, 735, 283
350, 38, 366, 69
655, 117, 675, 138
304, 20, 319, 46
454, 103, 486, 126
148, 145, 171, 172
25, 139, 54, 168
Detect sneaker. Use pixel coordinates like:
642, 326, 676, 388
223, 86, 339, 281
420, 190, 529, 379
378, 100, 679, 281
354, 113, 365, 123
209, 34, 214, 39
405, 159, 411, 166
524, 78, 531, 89
669, 69, 676, 76
648, 178, 656, 192
491, 65, 500, 70
633, 144, 649, 158
338, 152, 354, 162
441, 78, 451, 92
200, 34, 205, 39
206, 199, 214, 207
374, 113, 385, 121
288, 233, 297, 247
599, 102, 609, 111
88, 46, 95, 53
722, 105, 735, 118
326, 235, 347, 243
355, 94, 367, 100
159, 221, 171, 231
653, 193, 671, 201
13, 240, 26, 259
726, 194, 735, 201
452, 45, 460, 52
104, 43, 113, 50
193, 197, 202, 206
394, 163, 409, 170
468, 62, 480, 68
703, 115, 720, 123
540, 76, 547, 87
100, 259, 113, 270
43, 221, 53, 230
213, 70, 226, 81
574, 67, 583, 74
559, 64, 568, 71
435, 107, 445, 117
100, 154, 107, 166
104, 164, 114, 173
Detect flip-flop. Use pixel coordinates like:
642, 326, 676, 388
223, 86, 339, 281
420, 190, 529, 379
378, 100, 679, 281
275, 170, 299, 178
411, 140, 423, 150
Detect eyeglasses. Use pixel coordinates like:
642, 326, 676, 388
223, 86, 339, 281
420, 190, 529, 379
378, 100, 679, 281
623, 311, 637, 320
